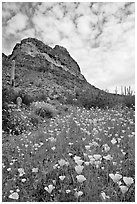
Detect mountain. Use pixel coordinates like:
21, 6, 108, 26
2, 37, 134, 110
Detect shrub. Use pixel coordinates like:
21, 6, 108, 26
31, 101, 57, 119
124, 95, 135, 109
21, 92, 34, 106
28, 112, 41, 127
2, 106, 28, 135
2, 86, 18, 104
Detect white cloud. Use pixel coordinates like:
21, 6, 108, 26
76, 15, 91, 37
6, 13, 28, 35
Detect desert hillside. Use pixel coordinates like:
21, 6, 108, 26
2, 38, 135, 202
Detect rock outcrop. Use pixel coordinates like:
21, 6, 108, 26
10, 38, 85, 80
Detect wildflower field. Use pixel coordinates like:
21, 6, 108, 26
2, 105, 135, 202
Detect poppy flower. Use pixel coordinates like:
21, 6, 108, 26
44, 184, 55, 193
123, 177, 134, 187
76, 175, 86, 183
9, 192, 19, 200
59, 176, 66, 181
119, 185, 128, 194
109, 173, 122, 183
74, 191, 83, 198
75, 165, 84, 174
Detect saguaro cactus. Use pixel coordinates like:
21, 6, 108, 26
11, 60, 15, 87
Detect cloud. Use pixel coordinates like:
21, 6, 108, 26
2, 2, 135, 93
5, 13, 28, 35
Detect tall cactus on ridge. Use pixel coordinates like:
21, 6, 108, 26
11, 60, 15, 87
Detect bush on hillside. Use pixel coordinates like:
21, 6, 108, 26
124, 95, 135, 109
2, 105, 29, 135
21, 92, 34, 106
31, 101, 57, 118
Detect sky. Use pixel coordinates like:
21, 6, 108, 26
2, 2, 135, 93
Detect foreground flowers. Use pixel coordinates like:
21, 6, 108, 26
76, 175, 86, 183
18, 168, 25, 177
44, 184, 55, 194
123, 177, 134, 187
9, 192, 19, 200
59, 176, 66, 181
74, 191, 83, 198
119, 185, 128, 194
75, 165, 84, 174
109, 173, 122, 183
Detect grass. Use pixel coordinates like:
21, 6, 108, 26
2, 104, 135, 202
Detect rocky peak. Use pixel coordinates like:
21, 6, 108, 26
2, 53, 8, 60
10, 37, 83, 79
53, 45, 70, 56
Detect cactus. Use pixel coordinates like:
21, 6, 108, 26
16, 96, 22, 108
121, 85, 134, 96
121, 86, 124, 95
11, 60, 15, 87
115, 87, 118, 94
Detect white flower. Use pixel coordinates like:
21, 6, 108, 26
109, 173, 122, 183
74, 156, 83, 165
69, 142, 73, 145
44, 184, 55, 193
119, 185, 128, 194
85, 161, 90, 166
75, 165, 84, 174
58, 159, 66, 166
53, 164, 58, 169
111, 138, 117, 145
102, 144, 110, 152
66, 189, 71, 194
100, 191, 110, 201
75, 159, 84, 166
113, 162, 117, 166
9, 192, 19, 200
51, 146, 56, 151
59, 176, 66, 181
7, 168, 11, 171
88, 155, 94, 159
76, 175, 86, 183
94, 160, 101, 168
74, 191, 83, 198
32, 168, 38, 173
21, 178, 26, 183
74, 155, 81, 160
93, 154, 102, 160
18, 168, 25, 177
49, 137, 56, 142
85, 145, 90, 150
52, 180, 56, 185
103, 155, 113, 161
123, 177, 134, 187
89, 158, 95, 165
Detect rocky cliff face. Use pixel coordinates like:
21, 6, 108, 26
10, 38, 85, 80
